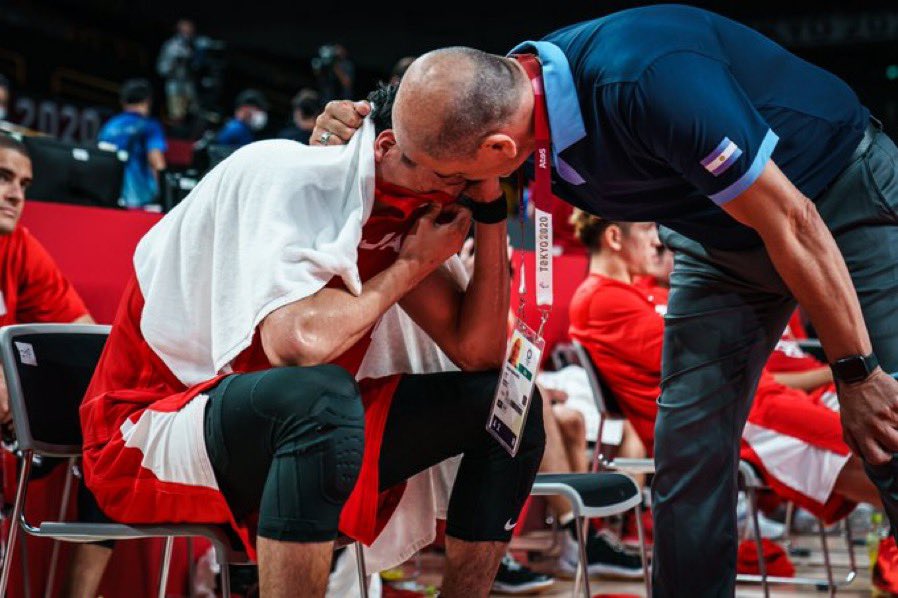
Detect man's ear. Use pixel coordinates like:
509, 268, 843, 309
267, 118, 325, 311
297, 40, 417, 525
479, 133, 518, 159
605, 225, 623, 251
374, 130, 397, 162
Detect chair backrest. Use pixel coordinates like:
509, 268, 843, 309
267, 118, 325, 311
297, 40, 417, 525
0, 324, 110, 457
570, 340, 626, 419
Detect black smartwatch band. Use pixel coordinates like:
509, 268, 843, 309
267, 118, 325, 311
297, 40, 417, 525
830, 352, 879, 384
461, 195, 508, 224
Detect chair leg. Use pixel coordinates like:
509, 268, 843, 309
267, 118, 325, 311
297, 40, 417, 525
0, 451, 32, 597
572, 516, 591, 598
634, 503, 651, 597
216, 543, 231, 598
44, 457, 76, 598
844, 515, 857, 581
746, 486, 769, 598
817, 519, 835, 597
783, 501, 795, 549
157, 536, 174, 598
355, 542, 369, 598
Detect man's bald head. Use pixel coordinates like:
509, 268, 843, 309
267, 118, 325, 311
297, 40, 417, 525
394, 47, 527, 160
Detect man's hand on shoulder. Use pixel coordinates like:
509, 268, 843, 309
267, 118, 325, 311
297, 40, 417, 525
311, 100, 370, 145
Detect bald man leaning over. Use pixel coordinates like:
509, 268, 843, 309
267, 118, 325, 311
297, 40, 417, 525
316, 6, 898, 596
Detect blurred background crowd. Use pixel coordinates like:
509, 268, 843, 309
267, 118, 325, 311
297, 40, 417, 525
2, 0, 898, 214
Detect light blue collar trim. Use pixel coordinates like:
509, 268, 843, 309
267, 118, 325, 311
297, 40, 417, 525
509, 40, 587, 185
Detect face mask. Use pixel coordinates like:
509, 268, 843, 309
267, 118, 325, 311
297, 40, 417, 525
0, 107, 7, 121
249, 110, 268, 131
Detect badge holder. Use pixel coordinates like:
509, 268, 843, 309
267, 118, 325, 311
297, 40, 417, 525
487, 308, 549, 457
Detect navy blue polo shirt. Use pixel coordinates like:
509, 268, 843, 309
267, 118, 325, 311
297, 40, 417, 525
510, 4, 869, 250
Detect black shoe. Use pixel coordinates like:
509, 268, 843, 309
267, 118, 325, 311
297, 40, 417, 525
558, 529, 644, 579
492, 553, 554, 594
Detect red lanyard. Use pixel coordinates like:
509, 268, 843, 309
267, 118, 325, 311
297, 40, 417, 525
514, 54, 554, 334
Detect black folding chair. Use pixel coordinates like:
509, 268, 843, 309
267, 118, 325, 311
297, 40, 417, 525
0, 324, 369, 597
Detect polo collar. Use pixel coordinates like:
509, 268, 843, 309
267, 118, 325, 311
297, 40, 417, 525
509, 40, 587, 185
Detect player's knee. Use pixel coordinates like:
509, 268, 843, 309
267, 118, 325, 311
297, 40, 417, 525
251, 365, 363, 426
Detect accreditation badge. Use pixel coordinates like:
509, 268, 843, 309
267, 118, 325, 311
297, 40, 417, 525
487, 317, 545, 457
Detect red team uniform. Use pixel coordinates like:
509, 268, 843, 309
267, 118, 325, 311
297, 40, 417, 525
570, 273, 854, 523
81, 184, 444, 555
0, 226, 88, 326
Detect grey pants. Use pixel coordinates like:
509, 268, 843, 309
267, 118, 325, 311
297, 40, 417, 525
652, 123, 898, 597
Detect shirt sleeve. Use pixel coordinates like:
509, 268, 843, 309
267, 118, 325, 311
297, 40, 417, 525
16, 231, 89, 323
146, 120, 168, 153
587, 287, 663, 376
629, 51, 778, 206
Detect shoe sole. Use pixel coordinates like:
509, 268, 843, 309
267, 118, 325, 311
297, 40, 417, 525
490, 578, 555, 595
556, 559, 645, 580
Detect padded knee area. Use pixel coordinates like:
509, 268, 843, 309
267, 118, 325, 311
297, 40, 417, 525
253, 366, 366, 503
320, 424, 365, 503
248, 365, 364, 427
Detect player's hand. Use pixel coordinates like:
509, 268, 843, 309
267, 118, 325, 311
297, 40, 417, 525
399, 203, 471, 276
839, 368, 898, 465
461, 177, 503, 204
311, 100, 370, 145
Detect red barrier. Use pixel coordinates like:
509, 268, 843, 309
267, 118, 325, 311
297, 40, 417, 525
165, 139, 195, 168
21, 201, 162, 324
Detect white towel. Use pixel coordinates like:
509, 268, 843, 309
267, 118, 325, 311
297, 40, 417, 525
135, 121, 376, 386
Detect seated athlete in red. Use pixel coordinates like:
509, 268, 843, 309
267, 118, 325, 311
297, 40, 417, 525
767, 311, 838, 405
79, 85, 545, 598
567, 210, 880, 524
0, 134, 112, 596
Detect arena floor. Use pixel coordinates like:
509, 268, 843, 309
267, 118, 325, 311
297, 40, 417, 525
390, 529, 875, 597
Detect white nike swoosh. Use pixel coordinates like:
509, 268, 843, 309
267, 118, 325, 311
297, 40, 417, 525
504, 519, 517, 531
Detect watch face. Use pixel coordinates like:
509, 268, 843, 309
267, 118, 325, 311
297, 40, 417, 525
835, 355, 871, 382
842, 357, 867, 380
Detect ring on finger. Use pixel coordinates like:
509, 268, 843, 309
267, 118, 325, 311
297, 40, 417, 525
319, 131, 334, 145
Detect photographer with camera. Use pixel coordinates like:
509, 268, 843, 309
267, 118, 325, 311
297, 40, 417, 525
312, 44, 354, 103
156, 19, 199, 123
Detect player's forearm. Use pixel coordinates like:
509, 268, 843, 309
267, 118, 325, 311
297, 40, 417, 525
761, 201, 871, 362
269, 258, 424, 366
455, 222, 511, 369
772, 367, 833, 391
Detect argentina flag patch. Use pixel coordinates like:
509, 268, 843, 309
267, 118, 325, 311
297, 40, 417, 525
701, 137, 743, 177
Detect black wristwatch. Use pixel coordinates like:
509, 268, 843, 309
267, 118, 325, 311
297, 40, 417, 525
830, 352, 879, 384
459, 194, 508, 224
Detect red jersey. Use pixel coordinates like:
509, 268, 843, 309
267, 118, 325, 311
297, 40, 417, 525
568, 274, 665, 451
766, 317, 825, 374
81, 183, 448, 556
0, 226, 88, 325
